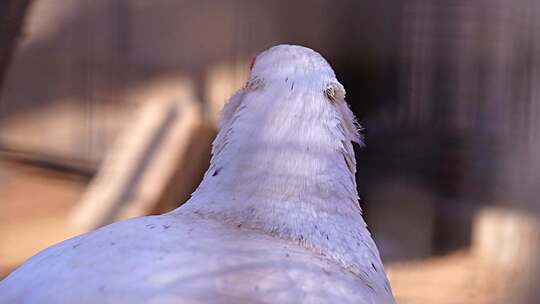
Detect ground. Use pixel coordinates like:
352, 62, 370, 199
0, 160, 501, 303
0, 160, 85, 276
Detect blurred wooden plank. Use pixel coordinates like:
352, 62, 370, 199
71, 82, 213, 231
0, 146, 95, 177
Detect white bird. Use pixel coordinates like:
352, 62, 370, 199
0, 44, 395, 304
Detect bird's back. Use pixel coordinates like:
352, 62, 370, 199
0, 211, 390, 304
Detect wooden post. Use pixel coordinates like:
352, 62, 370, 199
473, 207, 540, 303
0, 0, 32, 98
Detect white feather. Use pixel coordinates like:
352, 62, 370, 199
0, 44, 395, 304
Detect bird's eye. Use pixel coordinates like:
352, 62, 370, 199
325, 82, 345, 103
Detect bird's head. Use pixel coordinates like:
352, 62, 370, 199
218, 44, 361, 149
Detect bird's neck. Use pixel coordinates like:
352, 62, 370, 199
184, 91, 362, 236
188, 132, 362, 232
180, 101, 388, 286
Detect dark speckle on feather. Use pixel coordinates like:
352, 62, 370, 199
371, 263, 377, 272
291, 82, 294, 91
162, 224, 171, 229
110, 242, 116, 246
212, 167, 222, 176
72, 243, 80, 249
146, 224, 156, 229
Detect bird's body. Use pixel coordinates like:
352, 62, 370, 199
0, 212, 388, 304
0, 45, 395, 303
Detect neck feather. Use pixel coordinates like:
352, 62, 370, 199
180, 83, 389, 293
188, 82, 362, 231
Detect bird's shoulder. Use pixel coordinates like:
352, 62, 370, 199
0, 211, 390, 304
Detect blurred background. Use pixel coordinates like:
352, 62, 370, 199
1, 1, 540, 303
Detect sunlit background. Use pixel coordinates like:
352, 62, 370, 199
1, 1, 540, 303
